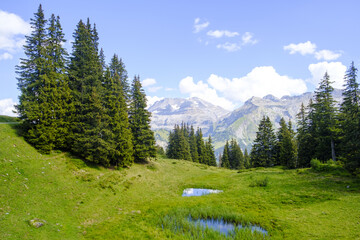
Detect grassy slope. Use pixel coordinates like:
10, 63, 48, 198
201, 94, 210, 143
0, 124, 360, 239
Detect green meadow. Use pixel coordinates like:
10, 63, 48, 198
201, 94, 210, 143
1, 123, 359, 239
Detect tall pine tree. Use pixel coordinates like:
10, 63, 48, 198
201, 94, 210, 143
340, 62, 360, 171
68, 19, 106, 163
129, 76, 156, 162
250, 116, 276, 167
312, 72, 338, 162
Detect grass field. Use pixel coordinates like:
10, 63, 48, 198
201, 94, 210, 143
0, 123, 360, 239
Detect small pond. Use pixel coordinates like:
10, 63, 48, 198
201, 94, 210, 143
188, 217, 268, 236
182, 188, 223, 197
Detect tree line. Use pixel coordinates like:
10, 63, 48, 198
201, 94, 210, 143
166, 123, 217, 166
16, 5, 156, 167
248, 63, 360, 173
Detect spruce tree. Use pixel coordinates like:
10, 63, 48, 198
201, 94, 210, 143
16, 5, 71, 153
312, 72, 338, 162
221, 141, 230, 168
206, 136, 217, 166
250, 116, 276, 167
68, 19, 106, 163
129, 76, 156, 162
340, 62, 360, 171
229, 139, 244, 169
279, 120, 298, 168
103, 68, 134, 167
244, 148, 250, 168
275, 117, 287, 166
196, 128, 206, 164
189, 126, 199, 162
46, 14, 73, 150
109, 54, 130, 104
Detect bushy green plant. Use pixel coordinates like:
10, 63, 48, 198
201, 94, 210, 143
249, 176, 269, 187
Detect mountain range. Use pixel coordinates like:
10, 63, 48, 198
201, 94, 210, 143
149, 90, 343, 153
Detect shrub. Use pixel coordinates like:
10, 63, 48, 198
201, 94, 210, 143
249, 176, 269, 187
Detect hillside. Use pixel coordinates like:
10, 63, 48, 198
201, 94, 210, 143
1, 124, 360, 239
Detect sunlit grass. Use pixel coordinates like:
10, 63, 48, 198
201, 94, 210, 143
1, 124, 360, 239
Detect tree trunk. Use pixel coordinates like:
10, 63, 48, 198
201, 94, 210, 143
331, 138, 336, 162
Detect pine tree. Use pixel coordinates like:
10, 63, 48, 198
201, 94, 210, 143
250, 116, 276, 167
16, 5, 71, 153
275, 118, 287, 166
129, 76, 156, 162
340, 62, 360, 171
221, 141, 230, 168
312, 72, 338, 162
103, 68, 134, 167
46, 14, 73, 150
68, 19, 106, 163
196, 128, 206, 164
244, 148, 250, 168
109, 54, 130, 104
229, 139, 244, 169
279, 120, 298, 168
206, 136, 217, 166
189, 126, 199, 162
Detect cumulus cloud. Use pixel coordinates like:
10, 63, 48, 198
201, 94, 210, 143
146, 96, 163, 108
179, 76, 235, 110
314, 50, 342, 61
0, 98, 17, 116
284, 41, 341, 60
209, 67, 307, 102
207, 30, 239, 38
0, 10, 30, 60
179, 67, 307, 110
284, 41, 317, 55
308, 61, 347, 89
242, 32, 258, 45
193, 18, 209, 33
142, 78, 156, 87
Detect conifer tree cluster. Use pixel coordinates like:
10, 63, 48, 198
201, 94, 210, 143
16, 5, 155, 167
166, 123, 217, 166
249, 116, 297, 168
220, 139, 245, 169
297, 64, 360, 172
249, 63, 360, 173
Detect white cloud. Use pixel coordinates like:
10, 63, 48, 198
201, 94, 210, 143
0, 52, 13, 60
179, 76, 235, 110
284, 41, 342, 60
284, 41, 317, 55
0, 10, 30, 59
165, 87, 175, 91
242, 32, 258, 45
207, 30, 239, 38
0, 98, 17, 116
216, 32, 258, 52
142, 78, 156, 87
146, 96, 163, 108
193, 18, 209, 33
208, 67, 307, 103
216, 42, 241, 52
308, 61, 347, 89
314, 50, 341, 61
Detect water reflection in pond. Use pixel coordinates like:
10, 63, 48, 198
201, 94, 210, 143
188, 217, 268, 236
182, 188, 223, 197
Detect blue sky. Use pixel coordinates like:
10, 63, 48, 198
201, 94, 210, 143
1, 0, 360, 115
